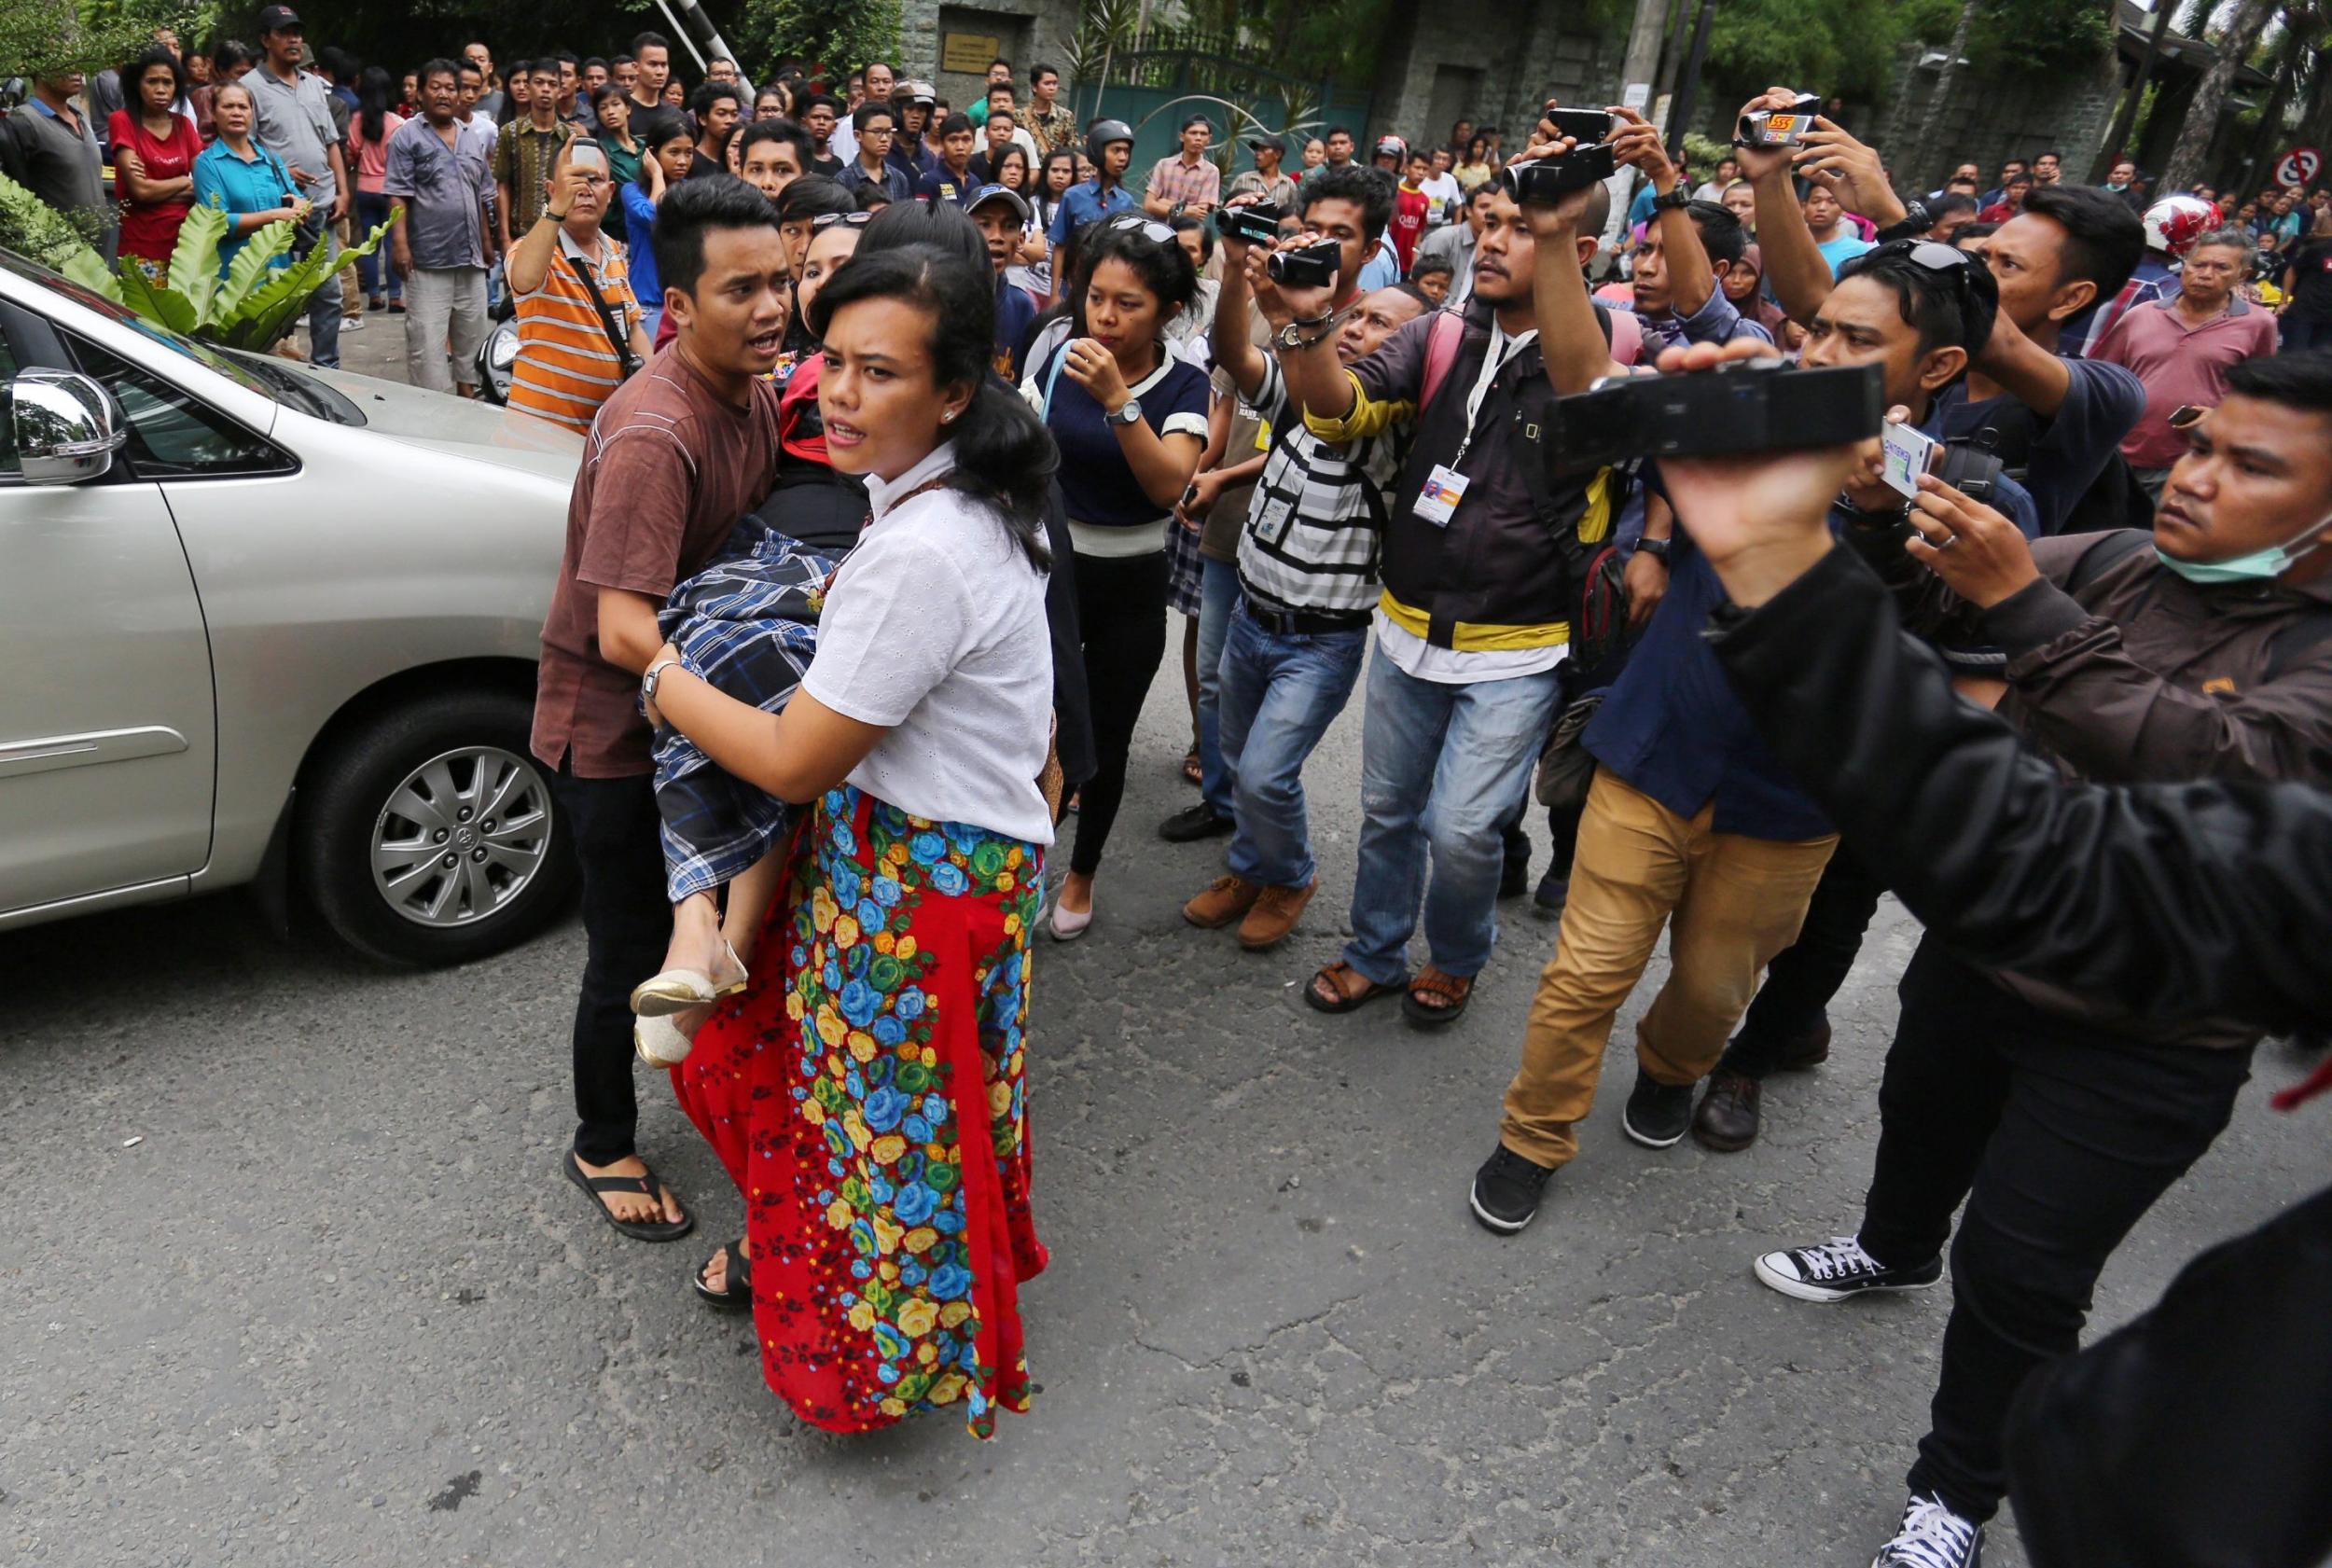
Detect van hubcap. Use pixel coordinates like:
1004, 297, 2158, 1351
370, 746, 553, 927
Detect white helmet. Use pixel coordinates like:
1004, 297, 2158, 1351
2140, 195, 2217, 257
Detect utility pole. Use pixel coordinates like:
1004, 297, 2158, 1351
1665, 0, 1718, 160
1618, 0, 1669, 112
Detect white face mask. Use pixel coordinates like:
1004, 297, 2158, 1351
2157, 508, 2332, 585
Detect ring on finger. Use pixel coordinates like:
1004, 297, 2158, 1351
1933, 532, 1959, 549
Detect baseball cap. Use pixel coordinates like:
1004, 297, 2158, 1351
1243, 132, 1287, 158
257, 4, 302, 29
966, 183, 1030, 221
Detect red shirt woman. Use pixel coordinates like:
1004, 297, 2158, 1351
108, 47, 202, 275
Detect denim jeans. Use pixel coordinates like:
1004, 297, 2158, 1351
304, 215, 341, 368
1193, 556, 1239, 819
1217, 601, 1367, 888
353, 189, 400, 301
1341, 644, 1562, 984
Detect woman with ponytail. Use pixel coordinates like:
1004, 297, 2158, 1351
644, 243, 1060, 1439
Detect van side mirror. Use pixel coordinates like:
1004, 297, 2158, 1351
6, 368, 125, 484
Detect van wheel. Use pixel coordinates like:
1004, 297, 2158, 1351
299, 691, 575, 965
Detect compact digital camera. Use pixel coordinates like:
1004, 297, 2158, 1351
1539, 107, 1617, 145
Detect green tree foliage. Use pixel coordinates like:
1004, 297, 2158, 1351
1963, 0, 2117, 75
1699, 0, 1958, 116
4, 0, 209, 79
729, 0, 900, 77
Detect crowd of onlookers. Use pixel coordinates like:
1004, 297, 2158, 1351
11, 28, 2332, 1568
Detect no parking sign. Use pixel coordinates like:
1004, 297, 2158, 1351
2274, 146, 2322, 188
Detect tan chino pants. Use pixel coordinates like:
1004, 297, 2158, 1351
1499, 770, 1837, 1169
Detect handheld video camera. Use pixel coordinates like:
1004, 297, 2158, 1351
1737, 93, 1825, 149
1220, 201, 1284, 247
1267, 238, 1342, 288
1545, 360, 1882, 476
1500, 145, 1618, 205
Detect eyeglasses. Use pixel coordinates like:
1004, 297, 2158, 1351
811, 210, 874, 230
1104, 213, 1176, 243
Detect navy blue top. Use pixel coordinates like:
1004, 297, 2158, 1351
993, 278, 1037, 381
1586, 439, 2039, 840
1930, 355, 2143, 535
1033, 346, 1212, 529
916, 166, 979, 207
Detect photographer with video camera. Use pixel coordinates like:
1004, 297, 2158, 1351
1470, 262, 2011, 1236
1604, 104, 1772, 350
1645, 333, 2332, 1568
1693, 240, 2040, 1150
1277, 104, 1628, 1029
1743, 88, 2145, 536
1171, 173, 1430, 950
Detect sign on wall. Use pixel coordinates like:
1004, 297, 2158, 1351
941, 34, 1000, 76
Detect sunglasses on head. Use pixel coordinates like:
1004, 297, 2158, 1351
812, 210, 874, 230
1104, 213, 1176, 244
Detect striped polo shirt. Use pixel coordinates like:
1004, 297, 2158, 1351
510, 229, 642, 434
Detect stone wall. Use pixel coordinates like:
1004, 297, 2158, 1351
1367, 0, 1624, 149
896, 0, 1082, 107
1875, 43, 2123, 194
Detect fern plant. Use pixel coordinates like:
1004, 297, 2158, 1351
35, 193, 393, 353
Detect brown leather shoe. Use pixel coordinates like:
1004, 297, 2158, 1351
1692, 1071, 1763, 1153
1236, 880, 1316, 950
1184, 874, 1264, 929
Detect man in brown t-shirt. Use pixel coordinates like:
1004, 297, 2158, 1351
530, 177, 793, 1240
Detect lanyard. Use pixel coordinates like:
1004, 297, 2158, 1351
1451, 321, 1535, 470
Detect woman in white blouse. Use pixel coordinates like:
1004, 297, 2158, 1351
644, 244, 1058, 1440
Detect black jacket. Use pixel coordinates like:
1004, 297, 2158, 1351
1705, 545, 2332, 1036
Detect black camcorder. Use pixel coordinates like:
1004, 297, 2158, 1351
1736, 93, 1825, 148
1220, 201, 1284, 247
1544, 361, 1883, 475
1500, 144, 1618, 204
1267, 238, 1342, 287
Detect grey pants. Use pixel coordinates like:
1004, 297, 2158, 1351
402, 266, 489, 394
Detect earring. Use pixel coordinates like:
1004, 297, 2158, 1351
942, 410, 956, 422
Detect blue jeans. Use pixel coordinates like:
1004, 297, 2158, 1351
1342, 645, 1562, 984
304, 215, 342, 367
1217, 601, 1367, 888
354, 190, 400, 300
1194, 555, 1239, 818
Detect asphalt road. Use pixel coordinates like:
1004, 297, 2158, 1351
7, 645, 2329, 1568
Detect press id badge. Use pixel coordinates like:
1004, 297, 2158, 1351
1254, 493, 1295, 546
1879, 423, 1938, 500
1415, 464, 1471, 526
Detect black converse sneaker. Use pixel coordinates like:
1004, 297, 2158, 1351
1869, 1492, 1983, 1567
1468, 1145, 1555, 1234
1753, 1234, 1944, 1303
1620, 1067, 1694, 1148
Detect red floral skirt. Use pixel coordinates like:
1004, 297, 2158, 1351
672, 784, 1047, 1436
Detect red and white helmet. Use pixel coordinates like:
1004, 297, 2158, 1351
2141, 195, 2217, 257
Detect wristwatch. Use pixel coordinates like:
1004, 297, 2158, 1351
1874, 201, 1931, 243
1650, 186, 1693, 213
1634, 535, 1672, 562
1107, 397, 1145, 427
642, 657, 685, 707
1275, 314, 1334, 352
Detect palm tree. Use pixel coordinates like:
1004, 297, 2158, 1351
2160, 0, 2278, 191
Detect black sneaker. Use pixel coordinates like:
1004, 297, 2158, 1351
1498, 826, 1532, 899
1468, 1145, 1554, 1234
1776, 1018, 1834, 1070
1753, 1235, 1944, 1304
1620, 1068, 1693, 1148
1868, 1492, 1983, 1567
1532, 869, 1570, 919
1157, 803, 1234, 842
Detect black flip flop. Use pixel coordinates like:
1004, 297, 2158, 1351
562, 1150, 695, 1242
693, 1239, 752, 1310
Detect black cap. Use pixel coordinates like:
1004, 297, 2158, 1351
256, 4, 302, 30
1243, 132, 1287, 158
